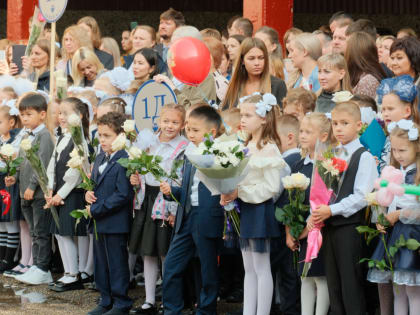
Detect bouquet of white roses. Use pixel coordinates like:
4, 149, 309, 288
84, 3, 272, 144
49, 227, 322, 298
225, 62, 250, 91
20, 139, 60, 229
186, 133, 250, 236
275, 172, 310, 268
0, 144, 23, 176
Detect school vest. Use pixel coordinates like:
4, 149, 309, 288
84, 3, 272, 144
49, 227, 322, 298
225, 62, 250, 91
327, 147, 367, 227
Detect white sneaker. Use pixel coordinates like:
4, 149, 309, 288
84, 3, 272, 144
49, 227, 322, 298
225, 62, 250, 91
15, 266, 38, 281
17, 268, 53, 285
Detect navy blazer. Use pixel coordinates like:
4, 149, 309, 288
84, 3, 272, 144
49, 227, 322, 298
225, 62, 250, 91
172, 159, 224, 238
90, 150, 134, 234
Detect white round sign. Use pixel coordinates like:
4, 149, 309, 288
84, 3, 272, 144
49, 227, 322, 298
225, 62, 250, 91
39, 0, 68, 23
132, 80, 177, 132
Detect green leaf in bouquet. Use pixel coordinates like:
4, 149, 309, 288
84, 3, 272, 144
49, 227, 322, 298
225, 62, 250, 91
405, 238, 420, 250
232, 145, 239, 153
368, 260, 375, 268
117, 158, 130, 168
389, 245, 398, 257
356, 225, 377, 234
359, 258, 370, 264
395, 234, 406, 247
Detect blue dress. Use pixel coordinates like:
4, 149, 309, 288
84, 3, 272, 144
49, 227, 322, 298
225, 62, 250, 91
368, 165, 420, 285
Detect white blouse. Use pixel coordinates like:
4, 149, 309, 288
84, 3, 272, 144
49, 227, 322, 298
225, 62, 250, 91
238, 142, 290, 204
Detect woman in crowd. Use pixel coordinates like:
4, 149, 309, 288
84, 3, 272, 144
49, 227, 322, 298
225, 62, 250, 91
345, 31, 386, 98
77, 16, 114, 70
71, 47, 105, 88
221, 37, 287, 110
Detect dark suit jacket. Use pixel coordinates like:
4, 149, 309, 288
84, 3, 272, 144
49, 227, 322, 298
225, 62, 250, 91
171, 159, 224, 238
90, 150, 134, 234
95, 48, 114, 70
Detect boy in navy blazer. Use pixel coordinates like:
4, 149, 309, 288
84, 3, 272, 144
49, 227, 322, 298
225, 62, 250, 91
160, 106, 224, 315
86, 112, 134, 315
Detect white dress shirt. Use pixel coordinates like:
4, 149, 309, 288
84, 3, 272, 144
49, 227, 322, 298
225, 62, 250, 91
330, 138, 378, 217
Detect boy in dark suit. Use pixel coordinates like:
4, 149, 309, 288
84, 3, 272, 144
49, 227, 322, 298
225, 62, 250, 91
86, 112, 134, 315
7, 93, 55, 285
160, 106, 224, 315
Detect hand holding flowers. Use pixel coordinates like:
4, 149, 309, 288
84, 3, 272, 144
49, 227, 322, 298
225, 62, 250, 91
275, 172, 310, 267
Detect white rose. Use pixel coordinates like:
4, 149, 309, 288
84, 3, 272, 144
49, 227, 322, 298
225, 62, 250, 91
0, 144, 15, 157
111, 133, 127, 152
68, 113, 81, 127
123, 120, 136, 133
290, 172, 310, 190
69, 148, 79, 158
282, 175, 293, 189
67, 155, 83, 169
332, 91, 353, 103
128, 146, 142, 159
366, 192, 378, 206
20, 139, 32, 151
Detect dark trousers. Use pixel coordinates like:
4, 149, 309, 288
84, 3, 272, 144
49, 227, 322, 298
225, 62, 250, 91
270, 240, 300, 315
163, 207, 220, 315
21, 198, 51, 272
94, 233, 132, 310
324, 224, 366, 315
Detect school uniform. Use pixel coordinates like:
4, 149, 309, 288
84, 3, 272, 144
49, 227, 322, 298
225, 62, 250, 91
368, 164, 420, 286
18, 124, 54, 272
324, 138, 378, 315
0, 128, 24, 222
47, 132, 87, 236
163, 154, 224, 315
129, 135, 188, 257
238, 143, 290, 253
90, 150, 134, 312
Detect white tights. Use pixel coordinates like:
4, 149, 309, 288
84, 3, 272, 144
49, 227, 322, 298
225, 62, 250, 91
55, 235, 78, 275
301, 276, 330, 315
77, 236, 90, 274
393, 284, 420, 315
143, 255, 164, 307
19, 221, 32, 266
242, 250, 273, 315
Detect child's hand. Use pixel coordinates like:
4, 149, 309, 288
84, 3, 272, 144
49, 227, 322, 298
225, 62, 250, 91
87, 205, 92, 217
312, 205, 332, 225
385, 211, 400, 226
5, 176, 16, 187
306, 216, 315, 231
168, 214, 175, 227
85, 191, 97, 204
160, 182, 171, 195
376, 223, 386, 234
130, 173, 140, 186
286, 231, 299, 251
24, 188, 34, 201
51, 194, 64, 206
44, 190, 53, 207
220, 189, 238, 206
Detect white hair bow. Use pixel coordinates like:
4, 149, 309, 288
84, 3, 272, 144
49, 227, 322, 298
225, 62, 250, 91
239, 92, 277, 118
387, 119, 419, 141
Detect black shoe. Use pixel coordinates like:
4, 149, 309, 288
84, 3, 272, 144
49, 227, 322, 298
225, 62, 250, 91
226, 309, 243, 315
104, 307, 130, 315
51, 274, 84, 292
129, 303, 156, 314
3, 264, 25, 278
87, 305, 112, 315
0, 259, 17, 273
81, 272, 94, 284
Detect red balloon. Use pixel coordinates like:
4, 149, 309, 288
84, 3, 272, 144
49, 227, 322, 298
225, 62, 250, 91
168, 37, 211, 86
